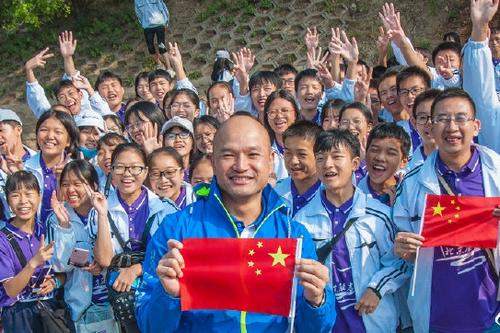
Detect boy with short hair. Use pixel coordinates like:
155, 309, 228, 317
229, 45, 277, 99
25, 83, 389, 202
274, 64, 298, 96
95, 71, 127, 121
274, 120, 323, 216
358, 123, 410, 206
294, 129, 409, 333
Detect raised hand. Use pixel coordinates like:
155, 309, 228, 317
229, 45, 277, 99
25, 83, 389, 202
436, 56, 455, 79
142, 122, 163, 155
316, 62, 335, 89
240, 47, 256, 73
51, 191, 70, 227
306, 46, 328, 69
83, 183, 108, 216
328, 29, 359, 63
470, 0, 499, 26
213, 95, 234, 123
72, 74, 94, 95
58, 31, 77, 58
157, 239, 185, 297
379, 3, 405, 44
305, 26, 319, 50
232, 50, 250, 92
28, 235, 55, 269
0, 151, 24, 175
25, 48, 54, 72
167, 42, 183, 71
376, 27, 390, 56
355, 65, 372, 105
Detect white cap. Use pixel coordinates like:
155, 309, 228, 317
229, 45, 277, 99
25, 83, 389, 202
74, 111, 105, 132
161, 116, 194, 136
0, 109, 22, 126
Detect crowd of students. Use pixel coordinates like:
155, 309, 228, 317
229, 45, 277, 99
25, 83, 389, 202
0, 0, 499, 332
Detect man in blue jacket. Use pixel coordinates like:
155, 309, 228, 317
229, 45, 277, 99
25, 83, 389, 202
136, 113, 336, 332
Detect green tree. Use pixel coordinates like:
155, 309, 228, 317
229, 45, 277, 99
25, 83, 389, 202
0, 0, 71, 32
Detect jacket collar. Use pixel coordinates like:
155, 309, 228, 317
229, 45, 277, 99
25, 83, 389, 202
108, 186, 164, 216
304, 186, 366, 221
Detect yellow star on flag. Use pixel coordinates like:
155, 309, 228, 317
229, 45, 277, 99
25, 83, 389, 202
257, 241, 263, 248
268, 246, 290, 267
248, 249, 255, 256
255, 269, 262, 276
432, 202, 445, 217
248, 261, 254, 267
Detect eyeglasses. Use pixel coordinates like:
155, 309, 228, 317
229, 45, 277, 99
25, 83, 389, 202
415, 115, 432, 125
267, 109, 292, 119
126, 121, 148, 132
170, 103, 194, 111
164, 131, 191, 141
432, 114, 475, 125
149, 168, 181, 180
111, 165, 146, 176
399, 87, 425, 97
340, 118, 364, 127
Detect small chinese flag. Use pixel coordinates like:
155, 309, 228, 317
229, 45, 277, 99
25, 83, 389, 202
421, 194, 500, 248
180, 238, 298, 317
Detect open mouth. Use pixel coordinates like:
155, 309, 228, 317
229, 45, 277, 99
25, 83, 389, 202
323, 171, 338, 179
17, 207, 32, 215
229, 175, 253, 185
444, 135, 462, 145
304, 96, 316, 104
370, 164, 387, 178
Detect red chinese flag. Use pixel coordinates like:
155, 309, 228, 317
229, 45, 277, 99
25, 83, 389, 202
421, 194, 500, 248
180, 238, 298, 317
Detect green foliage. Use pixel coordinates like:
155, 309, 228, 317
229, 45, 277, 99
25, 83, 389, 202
188, 71, 202, 80
196, 0, 257, 23
1, 0, 70, 32
258, 0, 274, 10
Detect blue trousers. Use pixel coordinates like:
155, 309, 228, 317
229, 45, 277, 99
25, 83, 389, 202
1, 299, 56, 333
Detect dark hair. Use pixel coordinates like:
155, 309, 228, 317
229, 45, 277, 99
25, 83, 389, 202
147, 147, 183, 169
111, 142, 147, 166
396, 66, 431, 92
357, 59, 369, 71
53, 79, 78, 97
431, 42, 462, 65
314, 129, 361, 159
97, 132, 127, 150
377, 66, 404, 91
189, 153, 212, 181
207, 81, 233, 100
4, 171, 40, 199
412, 89, 442, 118
372, 65, 387, 80
95, 71, 123, 90
443, 31, 461, 45
60, 160, 100, 192
339, 102, 374, 125
274, 64, 298, 77
193, 115, 220, 132
167, 89, 200, 111
148, 69, 173, 84
36, 110, 79, 158
283, 120, 322, 143
125, 101, 165, 137
263, 90, 300, 140
321, 99, 346, 125
102, 114, 125, 133
134, 71, 150, 98
366, 123, 411, 159
248, 71, 282, 92
0, 120, 21, 128
211, 56, 234, 82
430, 88, 476, 118
295, 69, 322, 92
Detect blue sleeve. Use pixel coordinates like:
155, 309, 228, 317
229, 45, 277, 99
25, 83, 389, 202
26, 81, 51, 119
176, 78, 198, 95
160, 0, 169, 26
135, 213, 184, 333
89, 92, 113, 115
292, 223, 336, 333
325, 79, 355, 103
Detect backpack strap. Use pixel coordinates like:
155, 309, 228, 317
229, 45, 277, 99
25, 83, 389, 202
316, 217, 359, 265
140, 214, 156, 247
107, 212, 129, 252
1, 228, 28, 267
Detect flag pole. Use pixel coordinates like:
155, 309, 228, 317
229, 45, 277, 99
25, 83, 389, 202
288, 237, 302, 333
411, 194, 428, 297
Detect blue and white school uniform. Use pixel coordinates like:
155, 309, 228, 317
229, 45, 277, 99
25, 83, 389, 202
271, 140, 288, 182
274, 177, 321, 217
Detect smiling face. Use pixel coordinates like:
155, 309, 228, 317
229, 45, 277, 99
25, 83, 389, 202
213, 116, 273, 202
57, 85, 83, 116
398, 76, 428, 115
37, 117, 70, 159
126, 112, 150, 145
194, 123, 217, 155
297, 77, 323, 114
0, 122, 22, 155
280, 73, 296, 96
284, 136, 317, 183
163, 126, 194, 159
170, 93, 199, 122
60, 170, 91, 209
7, 186, 41, 222
111, 149, 148, 197
137, 77, 154, 102
378, 75, 401, 115
366, 137, 407, 186
149, 77, 171, 105
250, 82, 276, 115
316, 144, 359, 194
266, 97, 297, 137
148, 153, 183, 200
339, 108, 372, 147
414, 99, 436, 147
97, 141, 121, 175
98, 78, 125, 111
209, 85, 234, 122
322, 108, 340, 130
79, 126, 100, 150
431, 97, 480, 159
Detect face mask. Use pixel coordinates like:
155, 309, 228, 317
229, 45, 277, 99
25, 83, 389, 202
80, 147, 97, 160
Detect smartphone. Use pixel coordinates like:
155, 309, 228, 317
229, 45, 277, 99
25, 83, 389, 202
31, 265, 52, 293
107, 271, 141, 289
68, 248, 90, 268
